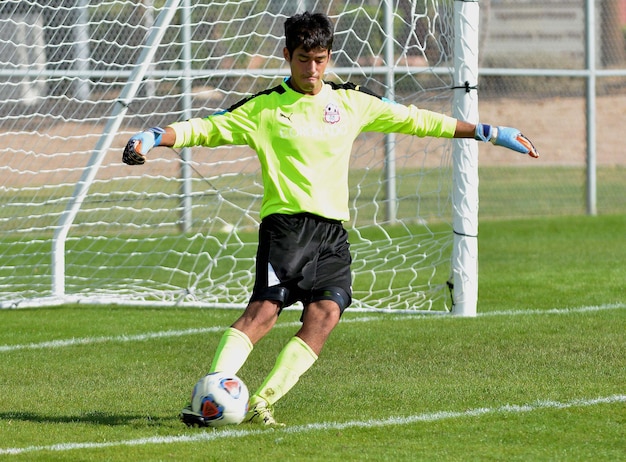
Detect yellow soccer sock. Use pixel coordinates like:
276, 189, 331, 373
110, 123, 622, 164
209, 327, 253, 375
253, 336, 318, 406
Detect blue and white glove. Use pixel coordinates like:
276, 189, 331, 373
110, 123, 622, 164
475, 124, 539, 158
122, 127, 165, 165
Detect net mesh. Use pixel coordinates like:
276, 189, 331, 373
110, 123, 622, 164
0, 0, 455, 311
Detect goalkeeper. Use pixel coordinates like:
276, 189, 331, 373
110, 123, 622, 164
123, 11, 538, 427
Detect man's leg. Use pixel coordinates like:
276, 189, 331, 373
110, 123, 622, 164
209, 327, 252, 375
181, 300, 281, 427
211, 299, 282, 373
246, 300, 340, 425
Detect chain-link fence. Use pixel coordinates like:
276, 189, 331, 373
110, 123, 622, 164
476, 0, 625, 217
1, 0, 624, 220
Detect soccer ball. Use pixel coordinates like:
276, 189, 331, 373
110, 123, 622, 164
190, 372, 249, 427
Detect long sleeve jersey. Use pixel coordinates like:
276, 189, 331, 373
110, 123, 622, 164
170, 79, 457, 222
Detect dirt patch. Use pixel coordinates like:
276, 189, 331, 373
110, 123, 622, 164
1, 95, 623, 188
477, 94, 624, 167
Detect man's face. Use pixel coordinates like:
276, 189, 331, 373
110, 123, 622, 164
283, 46, 330, 95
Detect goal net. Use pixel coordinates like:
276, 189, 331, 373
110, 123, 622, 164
0, 0, 463, 312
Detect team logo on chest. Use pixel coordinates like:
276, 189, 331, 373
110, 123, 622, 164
323, 103, 340, 124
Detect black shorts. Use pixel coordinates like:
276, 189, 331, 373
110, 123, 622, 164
250, 213, 352, 313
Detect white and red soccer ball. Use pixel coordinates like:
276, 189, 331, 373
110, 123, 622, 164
191, 372, 249, 427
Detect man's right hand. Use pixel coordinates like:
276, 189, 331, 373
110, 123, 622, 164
122, 127, 165, 165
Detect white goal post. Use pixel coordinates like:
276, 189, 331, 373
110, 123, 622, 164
0, 0, 479, 315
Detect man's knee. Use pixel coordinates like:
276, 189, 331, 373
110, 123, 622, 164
309, 286, 351, 314
234, 299, 282, 344
301, 292, 347, 325
250, 286, 289, 307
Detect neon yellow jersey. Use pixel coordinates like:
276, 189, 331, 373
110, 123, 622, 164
170, 79, 457, 221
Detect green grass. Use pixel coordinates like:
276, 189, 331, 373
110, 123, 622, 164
0, 214, 624, 460
478, 165, 626, 218
2, 166, 624, 236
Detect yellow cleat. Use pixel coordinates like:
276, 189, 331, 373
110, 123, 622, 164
244, 397, 285, 427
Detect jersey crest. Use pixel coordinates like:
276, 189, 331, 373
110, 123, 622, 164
323, 103, 340, 124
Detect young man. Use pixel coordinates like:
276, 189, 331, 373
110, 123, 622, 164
123, 12, 538, 427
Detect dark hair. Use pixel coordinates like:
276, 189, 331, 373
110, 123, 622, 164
284, 11, 334, 56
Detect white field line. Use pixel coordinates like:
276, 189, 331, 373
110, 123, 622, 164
0, 394, 624, 456
0, 302, 624, 353
0, 303, 624, 455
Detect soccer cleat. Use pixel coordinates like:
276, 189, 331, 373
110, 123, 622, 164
179, 403, 209, 428
244, 397, 285, 427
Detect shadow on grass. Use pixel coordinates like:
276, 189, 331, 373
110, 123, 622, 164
0, 411, 168, 426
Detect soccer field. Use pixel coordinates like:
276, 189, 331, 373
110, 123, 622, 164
0, 214, 624, 460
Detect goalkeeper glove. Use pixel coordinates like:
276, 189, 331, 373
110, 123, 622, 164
122, 127, 165, 165
475, 124, 539, 158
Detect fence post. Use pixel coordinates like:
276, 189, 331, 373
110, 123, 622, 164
383, 0, 397, 224
585, 0, 597, 216
180, 0, 193, 232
